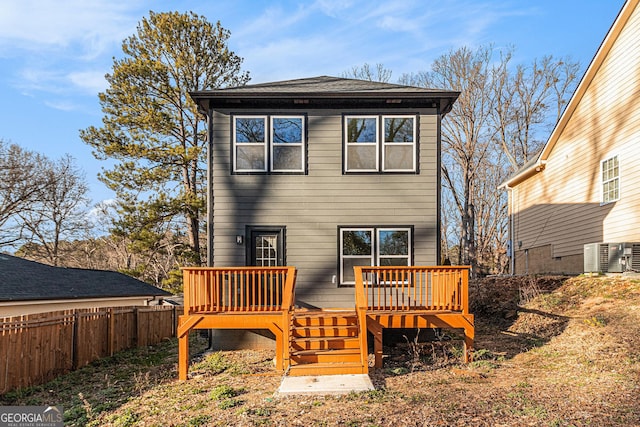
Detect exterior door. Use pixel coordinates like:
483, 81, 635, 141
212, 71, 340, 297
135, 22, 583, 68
247, 226, 285, 266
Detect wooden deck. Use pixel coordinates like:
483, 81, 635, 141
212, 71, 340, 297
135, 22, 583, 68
355, 266, 474, 368
178, 266, 473, 380
178, 266, 297, 380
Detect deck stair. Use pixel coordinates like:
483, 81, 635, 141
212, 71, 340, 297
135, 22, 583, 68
287, 309, 367, 376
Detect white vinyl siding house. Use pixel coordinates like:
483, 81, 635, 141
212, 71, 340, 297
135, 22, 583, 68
502, 0, 640, 274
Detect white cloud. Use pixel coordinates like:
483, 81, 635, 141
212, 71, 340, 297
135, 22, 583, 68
16, 66, 105, 96
232, 3, 315, 42
228, 0, 528, 83
0, 0, 140, 56
68, 70, 108, 95
0, 0, 140, 107
16, 67, 60, 93
43, 99, 77, 111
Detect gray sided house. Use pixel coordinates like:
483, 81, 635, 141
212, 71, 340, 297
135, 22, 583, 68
190, 76, 459, 309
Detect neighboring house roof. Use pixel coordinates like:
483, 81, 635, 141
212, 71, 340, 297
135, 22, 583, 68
0, 253, 171, 302
190, 75, 460, 114
501, 0, 636, 189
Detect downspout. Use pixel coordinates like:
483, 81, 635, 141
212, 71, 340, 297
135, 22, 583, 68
206, 107, 215, 350
207, 107, 214, 268
500, 184, 516, 275
436, 112, 442, 265
510, 212, 515, 275
507, 187, 515, 275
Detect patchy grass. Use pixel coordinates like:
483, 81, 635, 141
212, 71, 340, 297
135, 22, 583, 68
2, 276, 640, 426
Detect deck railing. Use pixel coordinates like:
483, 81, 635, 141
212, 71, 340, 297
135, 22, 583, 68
181, 266, 297, 315
354, 266, 470, 313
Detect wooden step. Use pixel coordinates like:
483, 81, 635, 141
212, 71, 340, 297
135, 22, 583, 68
290, 336, 360, 351
293, 309, 356, 316
290, 354, 362, 365
291, 347, 361, 357
290, 348, 362, 364
292, 316, 357, 327
290, 325, 358, 338
287, 362, 367, 376
286, 310, 367, 376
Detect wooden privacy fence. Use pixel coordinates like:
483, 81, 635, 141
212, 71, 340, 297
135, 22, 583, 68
0, 305, 179, 395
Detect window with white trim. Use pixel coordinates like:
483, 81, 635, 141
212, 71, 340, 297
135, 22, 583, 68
233, 115, 305, 173
344, 115, 416, 172
271, 117, 304, 172
235, 116, 267, 171
339, 227, 412, 285
601, 155, 619, 204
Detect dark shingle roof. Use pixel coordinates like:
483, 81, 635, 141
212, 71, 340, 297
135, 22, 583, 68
0, 254, 171, 302
190, 75, 459, 113
202, 75, 450, 95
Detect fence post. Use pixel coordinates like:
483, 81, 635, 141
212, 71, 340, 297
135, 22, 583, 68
108, 308, 115, 356
134, 307, 139, 348
71, 311, 79, 370
173, 306, 178, 337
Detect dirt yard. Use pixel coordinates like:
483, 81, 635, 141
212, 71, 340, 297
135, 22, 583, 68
2, 275, 639, 426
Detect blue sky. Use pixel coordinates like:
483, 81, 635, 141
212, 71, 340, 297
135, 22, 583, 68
0, 0, 626, 204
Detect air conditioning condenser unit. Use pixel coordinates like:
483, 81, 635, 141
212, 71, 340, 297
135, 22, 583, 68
584, 242, 640, 273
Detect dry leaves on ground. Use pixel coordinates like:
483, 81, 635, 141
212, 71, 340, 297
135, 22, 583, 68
2, 275, 639, 426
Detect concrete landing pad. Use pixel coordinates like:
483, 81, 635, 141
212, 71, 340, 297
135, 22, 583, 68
276, 374, 374, 396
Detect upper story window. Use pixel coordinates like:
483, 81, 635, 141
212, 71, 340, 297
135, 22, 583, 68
601, 155, 619, 204
344, 115, 416, 173
339, 226, 412, 285
233, 115, 305, 173
271, 117, 304, 172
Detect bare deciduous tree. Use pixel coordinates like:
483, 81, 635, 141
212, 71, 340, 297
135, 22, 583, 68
402, 45, 579, 274
16, 155, 91, 266
492, 52, 579, 170
0, 140, 50, 248
343, 63, 393, 82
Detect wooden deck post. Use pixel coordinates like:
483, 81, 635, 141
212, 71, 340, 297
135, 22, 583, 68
463, 320, 475, 363
271, 322, 284, 371
367, 317, 384, 368
178, 329, 189, 381
179, 269, 191, 381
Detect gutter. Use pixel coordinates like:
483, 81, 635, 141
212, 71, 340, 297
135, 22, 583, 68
499, 160, 546, 190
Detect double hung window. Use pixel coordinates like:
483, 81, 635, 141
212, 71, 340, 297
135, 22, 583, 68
233, 115, 305, 173
339, 227, 412, 285
344, 115, 416, 172
601, 155, 619, 204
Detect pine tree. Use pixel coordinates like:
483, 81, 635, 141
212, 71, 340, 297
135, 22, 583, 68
81, 11, 249, 265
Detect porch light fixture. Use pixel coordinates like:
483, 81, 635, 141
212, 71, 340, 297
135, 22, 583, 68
236, 235, 244, 245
